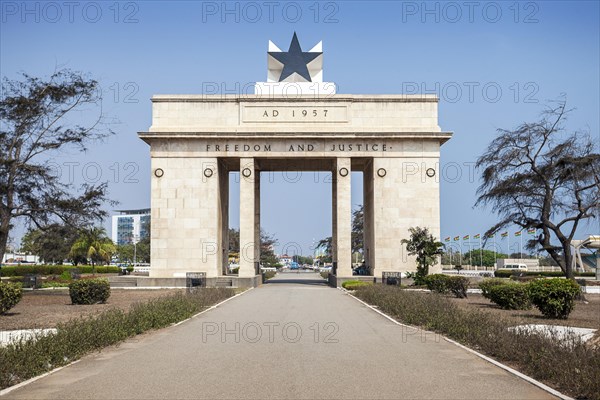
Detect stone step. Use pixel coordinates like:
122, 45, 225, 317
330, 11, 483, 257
215, 277, 233, 287
108, 277, 138, 288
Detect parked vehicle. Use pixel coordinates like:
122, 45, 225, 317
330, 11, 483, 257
497, 263, 528, 272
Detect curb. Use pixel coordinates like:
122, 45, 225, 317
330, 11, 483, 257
339, 288, 573, 400
0, 288, 251, 397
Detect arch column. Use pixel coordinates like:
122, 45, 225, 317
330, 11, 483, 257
332, 157, 352, 278
239, 158, 260, 278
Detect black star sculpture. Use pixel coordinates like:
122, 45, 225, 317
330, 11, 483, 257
268, 32, 322, 82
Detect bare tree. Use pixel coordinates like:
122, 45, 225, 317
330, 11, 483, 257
0, 69, 114, 261
476, 99, 600, 279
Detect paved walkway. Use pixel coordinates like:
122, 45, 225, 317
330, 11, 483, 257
3, 272, 554, 399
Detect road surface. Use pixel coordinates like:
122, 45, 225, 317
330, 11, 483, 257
3, 272, 554, 399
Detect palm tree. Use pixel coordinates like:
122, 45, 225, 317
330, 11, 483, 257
70, 227, 116, 274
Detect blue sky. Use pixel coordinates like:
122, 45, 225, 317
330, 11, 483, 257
2, 1, 599, 256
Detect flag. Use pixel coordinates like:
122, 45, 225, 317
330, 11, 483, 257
453, 236, 460, 241
527, 228, 536, 235
474, 234, 481, 239
501, 231, 508, 238
463, 235, 470, 240
486, 233, 495, 238
515, 230, 522, 237
444, 237, 450, 242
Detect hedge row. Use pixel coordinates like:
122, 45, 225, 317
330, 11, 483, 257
0, 265, 120, 277
354, 285, 600, 400
342, 280, 373, 290
0, 288, 235, 390
494, 270, 595, 278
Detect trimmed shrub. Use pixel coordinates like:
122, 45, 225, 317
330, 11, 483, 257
479, 278, 508, 299
528, 278, 580, 319
423, 274, 450, 293
69, 279, 111, 305
0, 265, 119, 277
263, 271, 276, 280
446, 276, 469, 298
0, 282, 23, 314
487, 283, 531, 310
342, 280, 372, 290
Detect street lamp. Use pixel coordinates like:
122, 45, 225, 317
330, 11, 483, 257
133, 233, 139, 270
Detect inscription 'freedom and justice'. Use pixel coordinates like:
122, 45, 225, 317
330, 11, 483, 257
204, 143, 390, 152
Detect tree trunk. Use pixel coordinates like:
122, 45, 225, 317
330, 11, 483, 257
562, 242, 574, 279
0, 212, 11, 265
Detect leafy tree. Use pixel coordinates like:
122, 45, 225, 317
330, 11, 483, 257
135, 218, 151, 263
115, 244, 134, 264
294, 255, 313, 265
440, 248, 462, 266
476, 100, 600, 279
227, 228, 280, 267
260, 230, 279, 267
316, 205, 364, 264
136, 239, 150, 263
351, 205, 364, 254
401, 227, 444, 284
0, 69, 114, 262
20, 224, 79, 264
228, 228, 240, 253
462, 249, 509, 268
316, 236, 332, 263
70, 227, 116, 272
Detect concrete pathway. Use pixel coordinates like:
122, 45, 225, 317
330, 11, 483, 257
3, 272, 555, 399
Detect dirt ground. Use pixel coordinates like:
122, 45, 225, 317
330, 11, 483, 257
448, 293, 600, 329
0, 289, 185, 330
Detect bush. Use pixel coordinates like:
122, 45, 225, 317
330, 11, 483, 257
528, 278, 580, 319
0, 282, 23, 314
479, 278, 508, 299
342, 280, 372, 290
320, 271, 329, 279
263, 271, 276, 280
69, 279, 111, 305
446, 276, 470, 298
487, 283, 531, 310
423, 274, 450, 293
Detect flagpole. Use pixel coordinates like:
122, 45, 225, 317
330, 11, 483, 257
508, 230, 511, 258
493, 235, 496, 269
520, 232, 523, 260
479, 234, 483, 270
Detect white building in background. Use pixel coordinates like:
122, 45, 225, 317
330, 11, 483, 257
111, 209, 151, 246
2, 253, 40, 264
278, 254, 292, 267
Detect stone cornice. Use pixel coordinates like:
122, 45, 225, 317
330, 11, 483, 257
150, 94, 440, 103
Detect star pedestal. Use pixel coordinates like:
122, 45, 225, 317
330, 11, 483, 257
253, 32, 336, 96
254, 82, 336, 96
